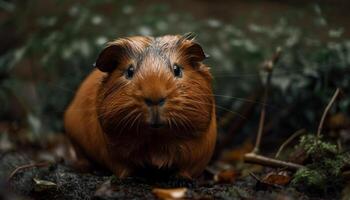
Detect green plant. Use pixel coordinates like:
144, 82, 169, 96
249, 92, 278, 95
292, 135, 350, 192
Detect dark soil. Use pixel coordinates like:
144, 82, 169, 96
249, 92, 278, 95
0, 150, 335, 200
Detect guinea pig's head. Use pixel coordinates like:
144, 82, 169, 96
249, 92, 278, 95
96, 34, 214, 138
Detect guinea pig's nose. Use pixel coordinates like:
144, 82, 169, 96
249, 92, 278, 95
144, 97, 166, 107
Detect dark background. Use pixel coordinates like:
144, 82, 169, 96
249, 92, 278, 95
0, 0, 349, 153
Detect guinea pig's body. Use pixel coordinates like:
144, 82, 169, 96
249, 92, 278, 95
64, 34, 216, 178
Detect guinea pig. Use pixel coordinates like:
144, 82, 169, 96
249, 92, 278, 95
64, 33, 217, 178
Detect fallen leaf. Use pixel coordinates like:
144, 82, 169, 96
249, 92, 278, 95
152, 188, 187, 200
214, 169, 239, 183
33, 178, 57, 192
250, 172, 289, 191
262, 171, 291, 186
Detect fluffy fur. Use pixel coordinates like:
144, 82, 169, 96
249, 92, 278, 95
64, 34, 217, 178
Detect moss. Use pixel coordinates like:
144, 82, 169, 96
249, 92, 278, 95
298, 134, 337, 156
292, 167, 326, 191
292, 135, 350, 193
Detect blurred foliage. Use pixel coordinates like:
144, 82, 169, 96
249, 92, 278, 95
0, 0, 349, 142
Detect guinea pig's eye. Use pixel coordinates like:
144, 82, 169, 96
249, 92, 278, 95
125, 65, 135, 79
173, 64, 183, 78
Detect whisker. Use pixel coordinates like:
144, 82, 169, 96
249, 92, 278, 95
117, 109, 139, 133
175, 112, 194, 131
96, 101, 134, 119
130, 113, 142, 129
137, 117, 141, 137
167, 118, 172, 129
189, 93, 274, 108
169, 112, 189, 130
169, 112, 179, 130
182, 98, 247, 119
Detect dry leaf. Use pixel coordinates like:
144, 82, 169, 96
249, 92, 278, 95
214, 169, 239, 183
152, 188, 187, 200
33, 178, 57, 192
262, 171, 291, 186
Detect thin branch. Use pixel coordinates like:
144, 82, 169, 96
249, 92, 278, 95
244, 152, 303, 171
7, 162, 50, 181
253, 47, 282, 153
244, 153, 350, 180
249, 172, 261, 182
275, 129, 306, 158
317, 88, 341, 140
253, 87, 269, 153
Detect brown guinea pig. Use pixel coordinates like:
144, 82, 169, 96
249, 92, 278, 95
64, 34, 217, 178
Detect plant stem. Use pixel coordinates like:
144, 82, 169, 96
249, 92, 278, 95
244, 152, 303, 171
244, 153, 350, 180
253, 75, 270, 153
275, 129, 306, 158
317, 88, 341, 140
253, 47, 282, 153
7, 162, 50, 181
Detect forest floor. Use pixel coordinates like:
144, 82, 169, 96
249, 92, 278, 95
0, 151, 325, 200
0, 131, 341, 200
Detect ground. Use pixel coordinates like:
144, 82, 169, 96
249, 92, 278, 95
0, 147, 336, 200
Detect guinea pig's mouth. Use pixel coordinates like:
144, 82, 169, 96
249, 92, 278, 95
149, 122, 164, 129
147, 115, 166, 129
146, 107, 166, 129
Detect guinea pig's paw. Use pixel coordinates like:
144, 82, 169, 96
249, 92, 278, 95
113, 165, 132, 178
177, 171, 192, 180
65, 158, 94, 173
159, 172, 196, 188
165, 176, 197, 188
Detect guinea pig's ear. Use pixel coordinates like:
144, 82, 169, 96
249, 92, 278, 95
186, 42, 207, 63
95, 42, 128, 73
179, 33, 209, 66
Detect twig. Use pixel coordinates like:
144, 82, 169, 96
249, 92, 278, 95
249, 172, 261, 182
275, 129, 306, 158
253, 90, 268, 153
253, 47, 282, 153
317, 88, 340, 140
7, 162, 50, 181
244, 152, 303, 171
245, 153, 350, 180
